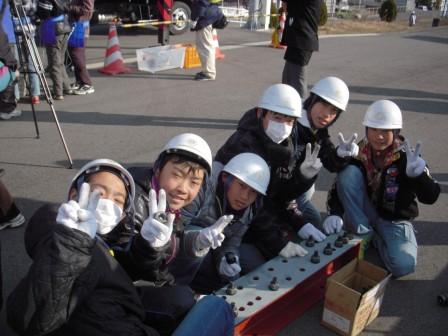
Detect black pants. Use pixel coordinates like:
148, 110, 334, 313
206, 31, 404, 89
137, 284, 196, 336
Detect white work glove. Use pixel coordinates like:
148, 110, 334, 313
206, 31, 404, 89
219, 255, 241, 277
140, 189, 175, 248
56, 183, 100, 239
298, 223, 326, 242
300, 143, 323, 179
279, 241, 308, 258
337, 133, 359, 158
195, 215, 233, 250
322, 215, 343, 235
404, 140, 426, 178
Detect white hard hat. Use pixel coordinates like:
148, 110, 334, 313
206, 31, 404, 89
69, 159, 136, 213
162, 133, 213, 174
223, 153, 270, 195
258, 84, 302, 118
363, 100, 402, 129
310, 76, 349, 111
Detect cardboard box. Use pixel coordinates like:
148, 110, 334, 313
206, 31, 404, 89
321, 259, 391, 336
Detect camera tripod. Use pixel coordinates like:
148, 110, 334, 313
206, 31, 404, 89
9, 1, 73, 168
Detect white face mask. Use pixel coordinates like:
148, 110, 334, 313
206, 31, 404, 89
95, 199, 123, 235
265, 120, 293, 144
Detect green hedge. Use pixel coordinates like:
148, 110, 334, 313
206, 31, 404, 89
320, 1, 328, 26
379, 0, 398, 22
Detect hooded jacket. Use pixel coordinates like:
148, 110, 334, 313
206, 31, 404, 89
7, 204, 159, 336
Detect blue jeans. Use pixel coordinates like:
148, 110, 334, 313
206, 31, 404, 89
172, 295, 234, 336
336, 165, 418, 277
296, 184, 322, 228
26, 51, 40, 97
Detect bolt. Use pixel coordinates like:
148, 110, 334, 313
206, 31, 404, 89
311, 250, 320, 264
306, 236, 315, 247
269, 276, 279, 291
226, 281, 237, 296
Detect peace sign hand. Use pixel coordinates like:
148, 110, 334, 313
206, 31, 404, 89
404, 140, 426, 178
56, 183, 101, 238
300, 143, 323, 179
140, 189, 175, 248
195, 215, 234, 251
337, 132, 359, 158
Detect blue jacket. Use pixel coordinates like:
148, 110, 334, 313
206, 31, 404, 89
0, 0, 16, 43
191, 0, 223, 30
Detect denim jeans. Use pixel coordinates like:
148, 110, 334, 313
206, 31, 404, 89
172, 295, 234, 336
26, 50, 40, 97
296, 184, 322, 228
336, 165, 418, 277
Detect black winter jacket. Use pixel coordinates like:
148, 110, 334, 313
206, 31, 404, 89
214, 109, 317, 256
327, 138, 440, 221
281, 0, 321, 51
215, 108, 315, 205
7, 204, 159, 336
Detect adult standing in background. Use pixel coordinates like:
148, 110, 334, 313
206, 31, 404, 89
281, 0, 322, 98
67, 0, 94, 95
38, 0, 73, 100
191, 0, 223, 81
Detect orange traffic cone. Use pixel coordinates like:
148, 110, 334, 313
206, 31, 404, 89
270, 11, 286, 49
212, 29, 225, 60
98, 24, 131, 75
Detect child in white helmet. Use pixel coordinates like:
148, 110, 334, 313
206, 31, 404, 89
327, 100, 440, 277
117, 133, 235, 334
295, 76, 359, 239
183, 152, 308, 293
7, 159, 160, 335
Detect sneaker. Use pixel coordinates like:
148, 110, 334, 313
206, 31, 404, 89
54, 95, 64, 101
0, 109, 22, 120
0, 213, 26, 230
194, 72, 214, 81
31, 96, 40, 105
74, 85, 95, 95
70, 83, 81, 90
63, 88, 74, 95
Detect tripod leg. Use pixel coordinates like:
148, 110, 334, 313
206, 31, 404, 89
48, 103, 73, 168
30, 103, 40, 139
11, 3, 74, 168
18, 38, 40, 139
